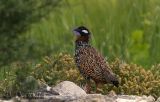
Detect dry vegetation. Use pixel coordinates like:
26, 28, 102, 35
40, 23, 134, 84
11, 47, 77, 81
1, 53, 160, 98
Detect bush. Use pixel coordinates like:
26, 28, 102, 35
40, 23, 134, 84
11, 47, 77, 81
32, 53, 160, 98
0, 53, 160, 98
0, 53, 82, 98
108, 59, 160, 98
0, 0, 62, 66
0, 62, 38, 98
32, 53, 83, 85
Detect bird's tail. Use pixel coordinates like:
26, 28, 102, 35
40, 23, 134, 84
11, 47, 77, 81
111, 78, 119, 87
104, 71, 119, 87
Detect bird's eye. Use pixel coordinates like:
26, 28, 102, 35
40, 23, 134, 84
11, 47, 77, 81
82, 30, 88, 34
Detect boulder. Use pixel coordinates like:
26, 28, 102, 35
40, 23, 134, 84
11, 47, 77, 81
156, 97, 160, 102
0, 94, 155, 102
51, 81, 87, 97
116, 95, 155, 102
0, 81, 157, 102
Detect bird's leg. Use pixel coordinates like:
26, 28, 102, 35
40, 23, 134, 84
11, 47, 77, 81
95, 82, 103, 93
84, 80, 91, 94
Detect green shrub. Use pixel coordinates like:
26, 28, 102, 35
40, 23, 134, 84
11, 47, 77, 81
108, 59, 160, 98
33, 53, 160, 97
32, 53, 83, 85
0, 0, 62, 66
0, 53, 82, 98
0, 62, 38, 98
1, 53, 160, 98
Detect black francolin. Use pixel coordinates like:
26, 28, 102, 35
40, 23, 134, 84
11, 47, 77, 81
73, 26, 119, 93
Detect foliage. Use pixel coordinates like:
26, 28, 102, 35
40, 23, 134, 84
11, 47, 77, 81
27, 0, 160, 67
0, 0, 62, 66
0, 0, 160, 99
107, 59, 160, 98
32, 53, 83, 85
1, 53, 160, 98
33, 53, 160, 98
0, 62, 39, 98
0, 53, 82, 98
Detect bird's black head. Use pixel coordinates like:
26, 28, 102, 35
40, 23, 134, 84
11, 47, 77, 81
73, 26, 90, 36
73, 26, 91, 42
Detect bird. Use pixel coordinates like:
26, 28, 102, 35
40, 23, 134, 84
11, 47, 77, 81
73, 26, 119, 93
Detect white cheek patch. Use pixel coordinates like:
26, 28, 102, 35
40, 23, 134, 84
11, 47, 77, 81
73, 31, 81, 36
82, 30, 88, 34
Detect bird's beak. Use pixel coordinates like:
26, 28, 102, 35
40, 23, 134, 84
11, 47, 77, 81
73, 29, 81, 36
73, 30, 80, 41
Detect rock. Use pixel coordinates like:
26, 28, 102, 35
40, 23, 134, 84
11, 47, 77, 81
10, 95, 154, 102
70, 94, 115, 102
116, 95, 155, 102
0, 96, 21, 102
35, 82, 59, 96
147, 95, 155, 102
52, 81, 87, 97
0, 95, 156, 102
156, 97, 160, 102
0, 81, 157, 102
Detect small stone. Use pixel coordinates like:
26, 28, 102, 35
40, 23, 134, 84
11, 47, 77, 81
156, 97, 160, 102
52, 81, 87, 97
147, 95, 155, 102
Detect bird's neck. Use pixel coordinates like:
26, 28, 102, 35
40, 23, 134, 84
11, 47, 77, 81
75, 41, 90, 49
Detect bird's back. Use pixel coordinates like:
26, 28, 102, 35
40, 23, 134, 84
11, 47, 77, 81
75, 45, 118, 85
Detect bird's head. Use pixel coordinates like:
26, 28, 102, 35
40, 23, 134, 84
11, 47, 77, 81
73, 26, 91, 42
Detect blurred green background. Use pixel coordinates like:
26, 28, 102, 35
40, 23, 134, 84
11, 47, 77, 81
1, 0, 160, 98
1, 0, 160, 68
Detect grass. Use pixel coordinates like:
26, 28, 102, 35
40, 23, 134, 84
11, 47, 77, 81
26, 0, 160, 67
1, 0, 160, 97
25, 0, 160, 67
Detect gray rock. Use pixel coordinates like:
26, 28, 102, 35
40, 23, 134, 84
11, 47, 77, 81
0, 81, 157, 102
52, 81, 87, 97
116, 95, 155, 102
147, 95, 155, 102
7, 95, 154, 102
70, 94, 115, 102
156, 97, 160, 102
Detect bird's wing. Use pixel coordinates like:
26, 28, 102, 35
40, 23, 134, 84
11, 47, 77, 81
78, 46, 115, 82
